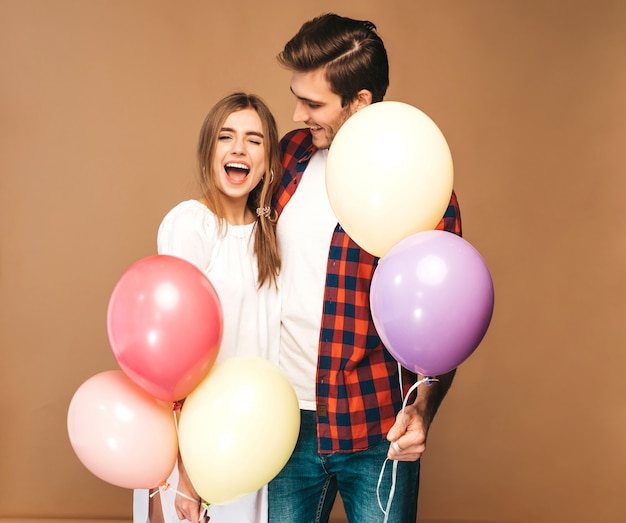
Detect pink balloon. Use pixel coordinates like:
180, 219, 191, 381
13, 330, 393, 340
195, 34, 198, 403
67, 370, 178, 489
370, 230, 494, 376
107, 255, 223, 401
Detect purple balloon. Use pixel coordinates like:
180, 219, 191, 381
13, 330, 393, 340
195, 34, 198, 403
370, 230, 494, 376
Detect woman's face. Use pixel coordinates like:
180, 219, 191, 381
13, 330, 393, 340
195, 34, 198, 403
212, 107, 266, 204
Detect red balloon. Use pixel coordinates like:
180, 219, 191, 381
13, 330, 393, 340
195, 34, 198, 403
107, 255, 223, 401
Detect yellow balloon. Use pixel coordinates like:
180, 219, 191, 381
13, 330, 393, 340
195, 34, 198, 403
177, 357, 300, 504
326, 101, 454, 257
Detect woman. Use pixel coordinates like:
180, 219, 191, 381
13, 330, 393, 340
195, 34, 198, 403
134, 92, 282, 523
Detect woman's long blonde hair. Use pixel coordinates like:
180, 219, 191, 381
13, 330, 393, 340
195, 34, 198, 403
197, 92, 282, 288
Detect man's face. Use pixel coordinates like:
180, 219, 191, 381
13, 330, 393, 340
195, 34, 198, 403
289, 68, 357, 150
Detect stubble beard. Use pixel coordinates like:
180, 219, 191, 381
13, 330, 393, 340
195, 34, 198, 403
317, 105, 354, 150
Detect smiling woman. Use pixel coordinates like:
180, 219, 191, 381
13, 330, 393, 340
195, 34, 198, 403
212, 108, 267, 209
133, 92, 283, 523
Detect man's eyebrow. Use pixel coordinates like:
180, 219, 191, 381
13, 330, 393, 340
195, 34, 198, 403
290, 87, 322, 105
220, 127, 264, 138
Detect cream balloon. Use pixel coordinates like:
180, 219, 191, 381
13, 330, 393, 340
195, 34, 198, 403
177, 357, 300, 504
326, 101, 454, 257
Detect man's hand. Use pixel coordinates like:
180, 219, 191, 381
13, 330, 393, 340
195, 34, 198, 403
386, 403, 429, 461
386, 369, 457, 461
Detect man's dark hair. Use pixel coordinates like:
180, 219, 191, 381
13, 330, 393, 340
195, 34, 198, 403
278, 13, 389, 106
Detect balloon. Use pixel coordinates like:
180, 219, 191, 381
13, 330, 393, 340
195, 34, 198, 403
178, 357, 300, 504
67, 370, 178, 489
370, 230, 494, 376
326, 101, 454, 257
107, 255, 223, 402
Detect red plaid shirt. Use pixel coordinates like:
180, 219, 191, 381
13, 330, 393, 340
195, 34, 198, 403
275, 128, 462, 453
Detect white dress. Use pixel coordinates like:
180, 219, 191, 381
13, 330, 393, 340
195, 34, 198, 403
134, 200, 280, 523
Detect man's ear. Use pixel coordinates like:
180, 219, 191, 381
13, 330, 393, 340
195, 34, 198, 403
353, 89, 373, 112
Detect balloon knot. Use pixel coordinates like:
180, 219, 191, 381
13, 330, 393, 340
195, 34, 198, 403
149, 482, 170, 498
423, 376, 439, 386
172, 401, 183, 411
201, 501, 210, 509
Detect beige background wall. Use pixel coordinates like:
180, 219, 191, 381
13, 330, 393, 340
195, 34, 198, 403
1, 1, 625, 522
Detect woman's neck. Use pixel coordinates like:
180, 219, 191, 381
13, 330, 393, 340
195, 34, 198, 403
199, 196, 255, 225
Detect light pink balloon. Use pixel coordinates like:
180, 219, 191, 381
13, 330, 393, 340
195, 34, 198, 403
67, 370, 178, 489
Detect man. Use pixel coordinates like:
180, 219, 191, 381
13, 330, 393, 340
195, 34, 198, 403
270, 13, 462, 523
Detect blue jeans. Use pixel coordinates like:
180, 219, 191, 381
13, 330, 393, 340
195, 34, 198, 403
268, 410, 420, 523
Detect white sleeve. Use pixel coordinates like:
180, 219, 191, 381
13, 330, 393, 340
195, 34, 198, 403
156, 202, 214, 273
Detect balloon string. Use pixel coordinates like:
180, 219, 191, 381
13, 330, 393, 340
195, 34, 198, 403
150, 481, 210, 509
376, 458, 398, 523
377, 368, 439, 519
172, 402, 181, 434
400, 375, 439, 427
156, 403, 210, 514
